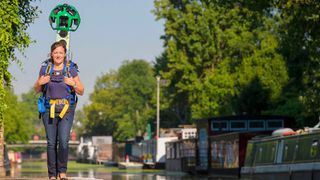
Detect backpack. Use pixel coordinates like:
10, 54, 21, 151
38, 59, 78, 117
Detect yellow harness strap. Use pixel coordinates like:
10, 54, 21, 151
49, 99, 69, 119
66, 60, 71, 78
45, 62, 52, 76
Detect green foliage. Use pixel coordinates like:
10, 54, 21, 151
83, 60, 156, 141
80, 0, 320, 132
0, 0, 38, 138
274, 0, 320, 125
153, 0, 288, 122
51, 0, 320, 139
4, 88, 33, 143
20, 88, 45, 138
73, 109, 86, 137
265, 93, 305, 128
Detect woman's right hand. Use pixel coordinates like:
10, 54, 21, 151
38, 75, 50, 86
34, 75, 50, 93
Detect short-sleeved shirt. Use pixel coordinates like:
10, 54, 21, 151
39, 63, 78, 101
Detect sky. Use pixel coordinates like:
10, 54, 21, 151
9, 0, 164, 108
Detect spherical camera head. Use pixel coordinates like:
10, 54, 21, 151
49, 3, 81, 32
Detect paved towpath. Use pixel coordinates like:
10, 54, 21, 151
0, 177, 103, 180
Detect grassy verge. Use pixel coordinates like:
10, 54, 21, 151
20, 161, 163, 174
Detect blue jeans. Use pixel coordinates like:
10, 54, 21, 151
42, 105, 75, 178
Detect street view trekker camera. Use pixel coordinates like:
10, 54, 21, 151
49, 3, 81, 51
49, 3, 81, 33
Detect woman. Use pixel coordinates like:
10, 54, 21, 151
34, 40, 84, 180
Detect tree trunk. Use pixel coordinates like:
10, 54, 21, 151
0, 122, 5, 176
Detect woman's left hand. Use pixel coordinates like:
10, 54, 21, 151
64, 77, 76, 87
64, 76, 84, 95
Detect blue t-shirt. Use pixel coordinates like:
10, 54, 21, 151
39, 63, 78, 111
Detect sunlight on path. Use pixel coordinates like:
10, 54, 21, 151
0, 177, 103, 180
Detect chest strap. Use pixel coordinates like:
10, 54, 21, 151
49, 99, 69, 119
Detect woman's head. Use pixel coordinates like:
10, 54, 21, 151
50, 40, 67, 64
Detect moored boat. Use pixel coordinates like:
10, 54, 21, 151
118, 162, 144, 169
241, 127, 320, 180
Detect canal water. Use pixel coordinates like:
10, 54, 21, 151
8, 161, 209, 180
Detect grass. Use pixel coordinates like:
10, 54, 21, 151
20, 160, 164, 174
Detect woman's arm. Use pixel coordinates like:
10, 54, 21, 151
73, 76, 84, 95
34, 75, 51, 93
64, 76, 84, 95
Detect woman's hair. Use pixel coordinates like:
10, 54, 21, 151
51, 40, 67, 53
50, 40, 67, 61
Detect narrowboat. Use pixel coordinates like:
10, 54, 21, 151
118, 162, 144, 169
196, 115, 294, 175
241, 127, 320, 180
165, 138, 197, 173
208, 131, 270, 178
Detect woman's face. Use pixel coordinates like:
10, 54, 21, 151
51, 46, 66, 64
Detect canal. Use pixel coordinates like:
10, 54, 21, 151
8, 161, 209, 179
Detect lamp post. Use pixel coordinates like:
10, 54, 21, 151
155, 76, 161, 164
156, 76, 160, 139
155, 76, 167, 163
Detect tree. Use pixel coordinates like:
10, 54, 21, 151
83, 60, 156, 141
0, 0, 38, 167
116, 60, 156, 139
20, 88, 45, 138
274, 0, 320, 126
153, 1, 288, 122
0, 0, 39, 114
4, 88, 32, 144
73, 109, 87, 138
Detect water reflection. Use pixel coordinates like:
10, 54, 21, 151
100, 173, 208, 180
79, 172, 208, 180
9, 161, 209, 180
77, 169, 92, 177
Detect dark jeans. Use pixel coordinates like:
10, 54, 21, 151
42, 105, 75, 178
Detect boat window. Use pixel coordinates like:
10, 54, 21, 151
230, 120, 247, 131
267, 120, 283, 130
295, 136, 319, 162
284, 144, 288, 160
211, 121, 228, 131
166, 144, 171, 159
244, 143, 254, 167
176, 143, 180, 159
166, 143, 175, 159
171, 146, 175, 159
282, 139, 296, 163
254, 141, 277, 165
310, 140, 318, 158
182, 140, 196, 158
256, 147, 263, 164
248, 120, 265, 130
